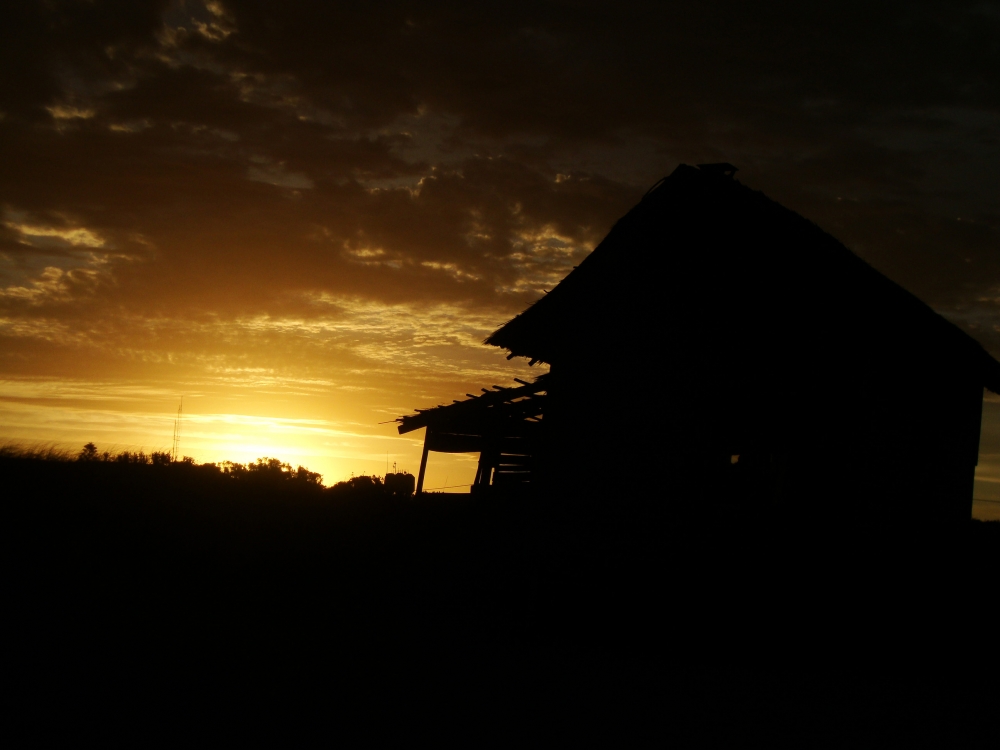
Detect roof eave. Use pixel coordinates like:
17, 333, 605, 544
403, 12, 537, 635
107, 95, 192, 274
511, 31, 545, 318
983, 351, 1000, 395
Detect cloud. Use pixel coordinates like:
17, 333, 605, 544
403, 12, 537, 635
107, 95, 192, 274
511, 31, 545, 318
2, 3, 996, 317
46, 104, 96, 120
246, 157, 314, 189
0, 266, 93, 304
4, 220, 105, 248
109, 119, 153, 133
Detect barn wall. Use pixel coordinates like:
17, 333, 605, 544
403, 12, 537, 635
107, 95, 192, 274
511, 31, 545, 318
540, 351, 985, 528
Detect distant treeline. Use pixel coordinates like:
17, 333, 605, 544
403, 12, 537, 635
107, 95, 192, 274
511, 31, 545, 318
1, 442, 415, 498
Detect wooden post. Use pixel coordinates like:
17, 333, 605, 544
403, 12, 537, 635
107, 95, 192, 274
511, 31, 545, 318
415, 428, 431, 495
474, 442, 492, 486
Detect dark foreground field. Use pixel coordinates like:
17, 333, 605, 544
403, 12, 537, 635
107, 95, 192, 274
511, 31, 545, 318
5, 454, 999, 743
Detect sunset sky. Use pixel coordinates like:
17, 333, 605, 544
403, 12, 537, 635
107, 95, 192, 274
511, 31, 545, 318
1, 1, 998, 508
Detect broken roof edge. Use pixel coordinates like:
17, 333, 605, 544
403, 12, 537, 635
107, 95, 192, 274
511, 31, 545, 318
396, 374, 550, 434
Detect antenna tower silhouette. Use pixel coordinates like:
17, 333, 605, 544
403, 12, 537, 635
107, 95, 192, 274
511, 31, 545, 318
171, 397, 183, 462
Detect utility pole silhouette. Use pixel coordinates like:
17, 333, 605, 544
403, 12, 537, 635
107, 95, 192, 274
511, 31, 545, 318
171, 397, 183, 462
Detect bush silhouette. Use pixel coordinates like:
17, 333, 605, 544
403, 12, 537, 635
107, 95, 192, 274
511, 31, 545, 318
327, 471, 415, 499
384, 471, 416, 498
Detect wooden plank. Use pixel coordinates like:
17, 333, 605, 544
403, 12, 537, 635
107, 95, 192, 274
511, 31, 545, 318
426, 431, 483, 453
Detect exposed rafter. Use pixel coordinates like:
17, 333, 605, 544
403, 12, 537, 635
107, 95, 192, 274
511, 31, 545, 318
396, 373, 548, 435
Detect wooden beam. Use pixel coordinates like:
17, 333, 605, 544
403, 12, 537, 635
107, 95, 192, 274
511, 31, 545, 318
415, 428, 431, 495
426, 431, 483, 453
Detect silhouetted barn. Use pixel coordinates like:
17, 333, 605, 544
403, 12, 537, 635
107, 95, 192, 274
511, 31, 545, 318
402, 164, 1000, 525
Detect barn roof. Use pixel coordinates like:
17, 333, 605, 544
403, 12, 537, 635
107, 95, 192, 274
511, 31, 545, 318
485, 164, 1000, 393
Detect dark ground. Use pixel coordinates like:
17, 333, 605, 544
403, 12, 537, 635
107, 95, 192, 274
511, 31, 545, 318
5, 455, 998, 744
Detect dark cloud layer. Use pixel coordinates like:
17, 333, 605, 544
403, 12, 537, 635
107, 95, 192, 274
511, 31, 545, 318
1, 0, 998, 372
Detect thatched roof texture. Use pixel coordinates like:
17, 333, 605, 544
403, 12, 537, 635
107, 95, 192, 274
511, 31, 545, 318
486, 164, 1000, 394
